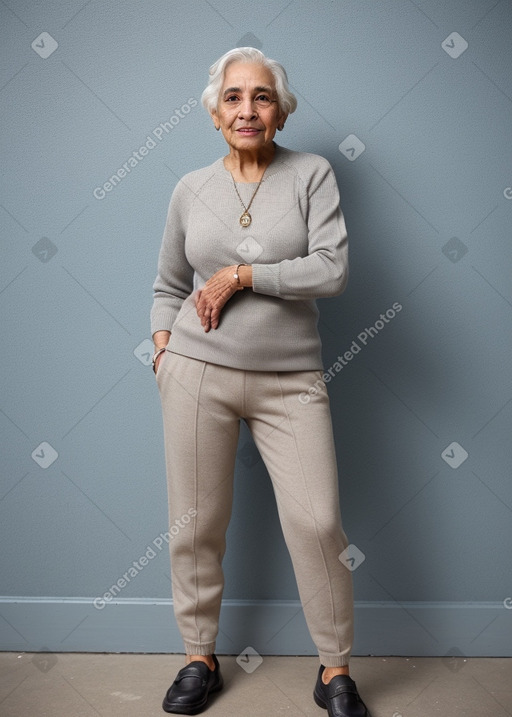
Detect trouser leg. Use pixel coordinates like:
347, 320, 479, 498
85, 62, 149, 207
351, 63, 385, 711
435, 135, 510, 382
157, 352, 241, 656
246, 370, 354, 667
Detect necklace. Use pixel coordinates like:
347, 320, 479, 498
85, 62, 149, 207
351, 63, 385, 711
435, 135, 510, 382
231, 169, 266, 227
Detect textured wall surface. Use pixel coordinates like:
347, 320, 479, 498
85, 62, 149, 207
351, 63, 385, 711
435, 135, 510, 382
1, 0, 511, 665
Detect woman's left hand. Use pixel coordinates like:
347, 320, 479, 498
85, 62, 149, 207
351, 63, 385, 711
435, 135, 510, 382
195, 266, 241, 332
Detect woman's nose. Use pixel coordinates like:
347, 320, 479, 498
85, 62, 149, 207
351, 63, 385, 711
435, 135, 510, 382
238, 98, 257, 118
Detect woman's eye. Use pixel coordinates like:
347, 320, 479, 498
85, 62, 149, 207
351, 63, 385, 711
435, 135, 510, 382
225, 96, 239, 102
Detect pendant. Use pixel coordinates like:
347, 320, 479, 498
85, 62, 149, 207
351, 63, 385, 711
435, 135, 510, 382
240, 212, 252, 227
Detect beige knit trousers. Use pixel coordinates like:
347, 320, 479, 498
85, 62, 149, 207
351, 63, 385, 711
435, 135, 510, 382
156, 351, 354, 667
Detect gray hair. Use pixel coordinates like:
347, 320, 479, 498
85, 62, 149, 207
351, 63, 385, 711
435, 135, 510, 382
201, 47, 297, 116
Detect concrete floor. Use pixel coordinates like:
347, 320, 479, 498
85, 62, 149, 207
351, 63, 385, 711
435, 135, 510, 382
0, 652, 510, 716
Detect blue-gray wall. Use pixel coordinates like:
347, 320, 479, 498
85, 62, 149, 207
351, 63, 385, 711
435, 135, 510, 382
1, 0, 511, 658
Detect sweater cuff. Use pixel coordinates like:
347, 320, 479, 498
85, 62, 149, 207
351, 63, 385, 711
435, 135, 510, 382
150, 306, 178, 338
251, 263, 280, 297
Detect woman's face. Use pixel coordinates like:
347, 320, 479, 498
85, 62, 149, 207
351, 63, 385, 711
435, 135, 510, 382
211, 61, 286, 155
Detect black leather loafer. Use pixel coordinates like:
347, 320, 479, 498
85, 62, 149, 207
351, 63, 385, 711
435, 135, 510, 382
313, 667, 371, 717
162, 655, 223, 714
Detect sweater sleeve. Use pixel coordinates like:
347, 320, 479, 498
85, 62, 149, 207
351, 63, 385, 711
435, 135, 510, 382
251, 158, 348, 300
150, 181, 194, 336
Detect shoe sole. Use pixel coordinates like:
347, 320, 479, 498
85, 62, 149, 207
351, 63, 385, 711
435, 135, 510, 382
313, 688, 328, 710
314, 687, 372, 717
162, 680, 223, 715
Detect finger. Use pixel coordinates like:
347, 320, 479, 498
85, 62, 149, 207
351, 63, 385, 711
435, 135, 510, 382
202, 307, 212, 331
209, 304, 222, 329
195, 293, 205, 318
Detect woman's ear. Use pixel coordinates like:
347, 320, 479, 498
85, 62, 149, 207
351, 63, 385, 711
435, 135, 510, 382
210, 109, 220, 131
278, 112, 288, 131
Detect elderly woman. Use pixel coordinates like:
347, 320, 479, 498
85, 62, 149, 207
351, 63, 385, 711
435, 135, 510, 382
151, 48, 371, 717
